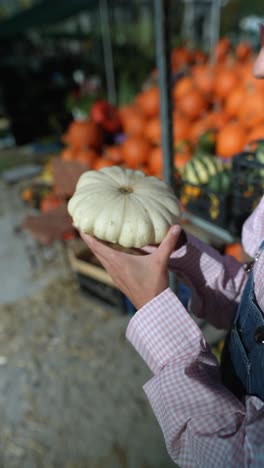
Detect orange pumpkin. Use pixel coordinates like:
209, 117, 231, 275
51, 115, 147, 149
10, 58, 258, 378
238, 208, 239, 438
171, 46, 193, 70
172, 115, 190, 144
214, 68, 239, 100
192, 65, 215, 97
188, 119, 210, 145
40, 194, 61, 212
172, 76, 194, 101
148, 146, 163, 175
61, 147, 76, 161
136, 87, 160, 118
92, 158, 116, 170
121, 137, 151, 169
105, 145, 123, 164
192, 49, 208, 64
62, 231, 76, 241
145, 117, 161, 144
138, 164, 153, 177
238, 91, 264, 129
224, 243, 244, 262
21, 188, 33, 203
62, 120, 103, 150
177, 89, 207, 120
174, 150, 192, 171
213, 37, 231, 63
120, 107, 146, 137
224, 86, 245, 118
240, 61, 255, 81
246, 123, 264, 144
216, 123, 247, 158
119, 104, 137, 120
147, 145, 191, 176
203, 111, 230, 130
240, 61, 264, 93
235, 42, 253, 63
75, 149, 98, 167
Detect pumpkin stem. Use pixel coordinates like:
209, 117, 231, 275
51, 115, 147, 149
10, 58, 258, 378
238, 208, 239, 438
119, 185, 134, 194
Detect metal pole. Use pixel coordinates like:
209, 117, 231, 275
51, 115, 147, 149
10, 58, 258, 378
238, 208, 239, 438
209, 0, 221, 63
154, 0, 177, 293
99, 0, 117, 105
154, 0, 174, 187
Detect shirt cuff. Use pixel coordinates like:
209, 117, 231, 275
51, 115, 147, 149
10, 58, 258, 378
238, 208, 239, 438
126, 288, 204, 375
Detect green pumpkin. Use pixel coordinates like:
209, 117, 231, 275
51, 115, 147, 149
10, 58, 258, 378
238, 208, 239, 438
207, 170, 231, 193
183, 154, 224, 185
256, 143, 264, 179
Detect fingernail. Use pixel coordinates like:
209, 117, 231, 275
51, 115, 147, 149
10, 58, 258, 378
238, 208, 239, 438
171, 226, 179, 235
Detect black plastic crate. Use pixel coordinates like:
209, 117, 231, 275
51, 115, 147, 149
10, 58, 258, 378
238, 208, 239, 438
77, 273, 127, 310
230, 150, 264, 236
180, 182, 231, 229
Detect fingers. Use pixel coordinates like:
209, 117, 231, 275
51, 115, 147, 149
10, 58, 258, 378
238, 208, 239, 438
80, 232, 115, 259
79, 231, 136, 267
156, 225, 182, 262
253, 47, 264, 78
79, 232, 115, 275
80, 226, 183, 265
79, 231, 136, 292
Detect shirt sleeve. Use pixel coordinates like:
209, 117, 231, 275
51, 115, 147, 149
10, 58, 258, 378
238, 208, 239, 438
169, 233, 248, 329
242, 194, 264, 257
126, 289, 264, 468
142, 233, 248, 330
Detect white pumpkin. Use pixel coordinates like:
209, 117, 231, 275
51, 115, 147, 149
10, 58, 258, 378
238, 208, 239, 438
68, 166, 181, 248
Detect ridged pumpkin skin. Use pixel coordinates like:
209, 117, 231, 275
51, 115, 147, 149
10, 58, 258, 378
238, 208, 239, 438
68, 166, 181, 248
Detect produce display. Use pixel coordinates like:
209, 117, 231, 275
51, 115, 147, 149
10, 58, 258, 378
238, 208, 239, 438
57, 38, 264, 174
68, 166, 181, 248
21, 37, 264, 236
230, 142, 264, 233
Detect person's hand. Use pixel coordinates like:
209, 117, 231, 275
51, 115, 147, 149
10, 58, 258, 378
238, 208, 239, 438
253, 24, 264, 78
79, 225, 183, 310
253, 46, 264, 78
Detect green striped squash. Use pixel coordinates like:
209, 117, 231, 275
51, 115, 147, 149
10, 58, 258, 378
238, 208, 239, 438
256, 144, 264, 179
207, 170, 231, 192
182, 155, 224, 185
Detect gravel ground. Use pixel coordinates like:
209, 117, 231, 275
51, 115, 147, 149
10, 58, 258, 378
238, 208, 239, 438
0, 165, 229, 468
0, 158, 226, 468
0, 275, 175, 468
0, 172, 175, 468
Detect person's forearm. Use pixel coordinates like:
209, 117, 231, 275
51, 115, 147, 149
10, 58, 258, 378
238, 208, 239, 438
144, 358, 254, 468
127, 291, 263, 467
141, 231, 247, 329
169, 233, 247, 329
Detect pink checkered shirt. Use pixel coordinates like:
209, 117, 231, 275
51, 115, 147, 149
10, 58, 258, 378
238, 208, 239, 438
126, 195, 264, 467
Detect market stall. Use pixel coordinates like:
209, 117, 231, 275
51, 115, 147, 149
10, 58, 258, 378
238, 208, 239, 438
1, 0, 263, 310
1, 1, 264, 466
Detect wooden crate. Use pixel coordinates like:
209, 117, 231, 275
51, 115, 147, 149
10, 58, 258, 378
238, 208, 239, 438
67, 240, 135, 312
67, 239, 116, 288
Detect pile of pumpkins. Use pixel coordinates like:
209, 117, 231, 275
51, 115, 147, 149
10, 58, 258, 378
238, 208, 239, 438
59, 37, 264, 191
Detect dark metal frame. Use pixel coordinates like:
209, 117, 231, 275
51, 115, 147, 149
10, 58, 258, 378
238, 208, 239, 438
154, 0, 174, 187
